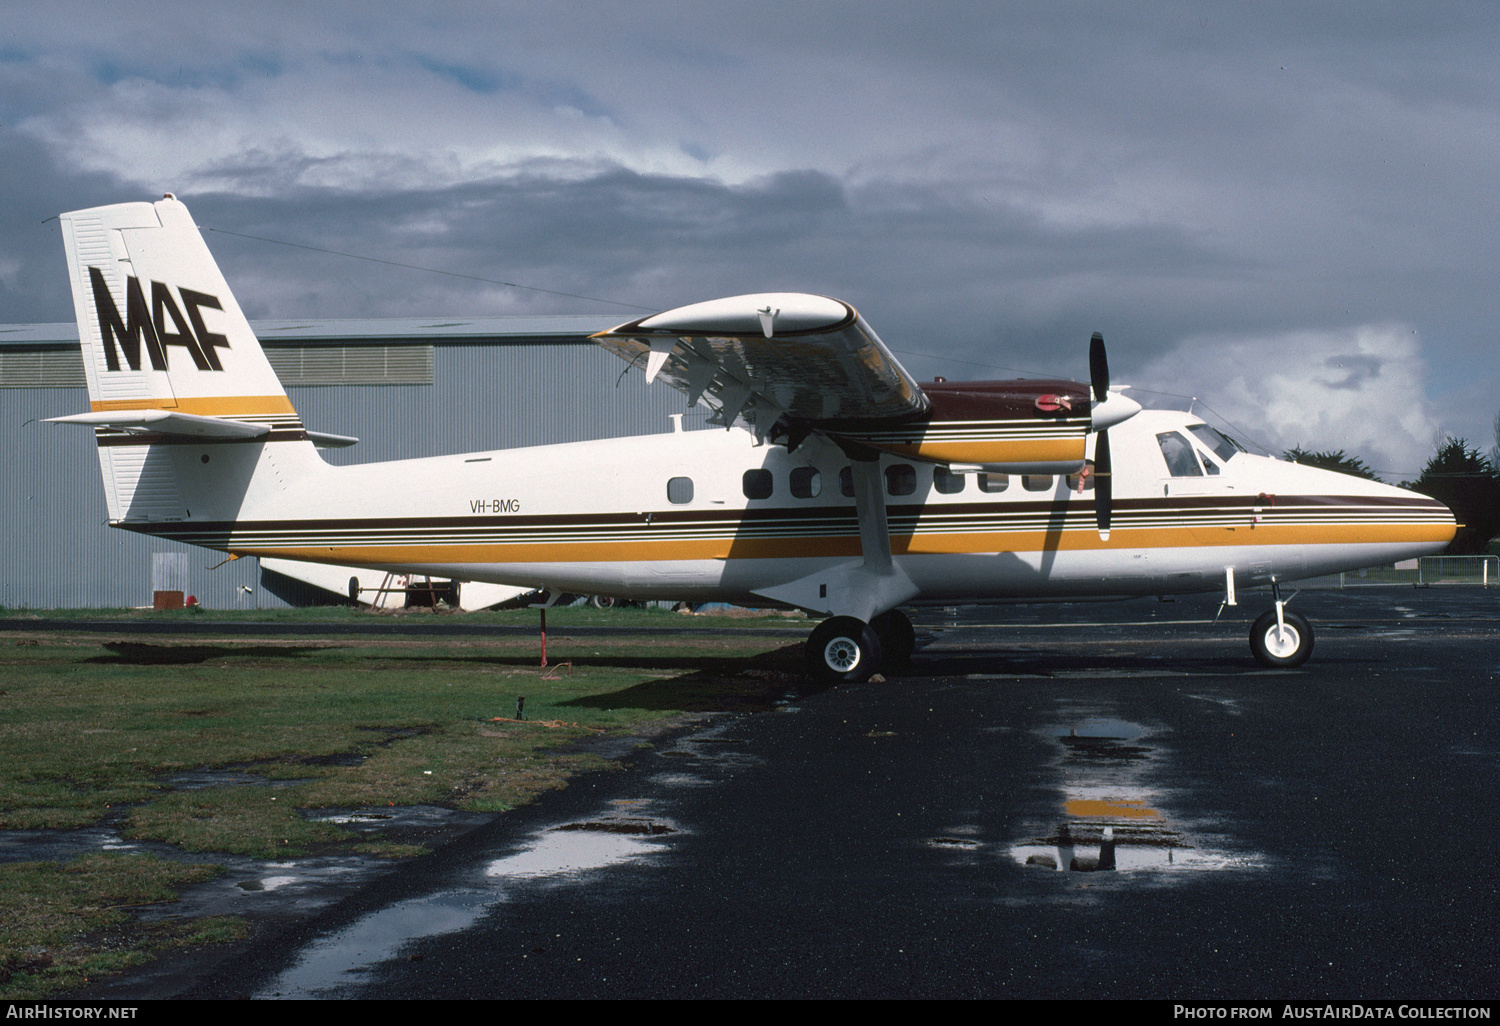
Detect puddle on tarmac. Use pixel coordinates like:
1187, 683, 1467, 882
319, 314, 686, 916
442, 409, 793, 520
236, 875, 299, 892
258, 891, 490, 998
1009, 713, 1263, 876
258, 806, 676, 998
928, 837, 982, 851
646, 728, 762, 790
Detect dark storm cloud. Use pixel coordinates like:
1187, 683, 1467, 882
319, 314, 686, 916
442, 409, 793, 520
5, 1, 1498, 464
0, 133, 149, 321
159, 162, 1240, 392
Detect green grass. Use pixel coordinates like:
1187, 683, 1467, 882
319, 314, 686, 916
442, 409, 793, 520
0, 616, 804, 997
0, 629, 801, 844
0, 853, 245, 999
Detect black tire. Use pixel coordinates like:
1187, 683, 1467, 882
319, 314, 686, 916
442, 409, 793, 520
1249, 609, 1314, 668
589, 595, 617, 609
870, 608, 916, 666
805, 616, 883, 684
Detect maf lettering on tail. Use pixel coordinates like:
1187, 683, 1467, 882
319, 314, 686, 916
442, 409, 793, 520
89, 267, 230, 372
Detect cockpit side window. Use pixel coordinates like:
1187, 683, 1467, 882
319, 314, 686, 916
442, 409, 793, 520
1186, 423, 1242, 463
1156, 432, 1205, 477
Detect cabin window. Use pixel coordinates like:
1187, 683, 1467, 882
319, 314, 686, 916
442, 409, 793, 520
886, 464, 917, 496
667, 476, 694, 504
978, 473, 1009, 493
790, 466, 821, 499
1156, 432, 1205, 477
742, 469, 773, 500
1022, 474, 1054, 492
933, 466, 966, 494
839, 467, 855, 497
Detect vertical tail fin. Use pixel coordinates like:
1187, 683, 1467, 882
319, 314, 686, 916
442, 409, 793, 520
60, 194, 300, 423
54, 195, 318, 524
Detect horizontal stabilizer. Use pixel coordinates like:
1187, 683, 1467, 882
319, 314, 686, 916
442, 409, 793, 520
306, 430, 359, 449
45, 410, 270, 439
46, 412, 356, 447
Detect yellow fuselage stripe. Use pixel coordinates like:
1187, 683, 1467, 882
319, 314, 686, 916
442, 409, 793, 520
89, 395, 298, 415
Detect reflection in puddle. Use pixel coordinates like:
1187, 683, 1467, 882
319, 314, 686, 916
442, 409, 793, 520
484, 824, 664, 879
1010, 714, 1263, 875
259, 892, 488, 997
1063, 797, 1159, 820
259, 811, 674, 998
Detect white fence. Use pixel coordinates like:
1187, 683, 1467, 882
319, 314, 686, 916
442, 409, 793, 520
1302, 555, 1499, 588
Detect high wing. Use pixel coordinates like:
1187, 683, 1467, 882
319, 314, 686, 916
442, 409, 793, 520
595, 291, 1141, 477
593, 293, 929, 441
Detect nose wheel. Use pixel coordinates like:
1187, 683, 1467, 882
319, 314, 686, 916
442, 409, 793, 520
1249, 609, 1314, 668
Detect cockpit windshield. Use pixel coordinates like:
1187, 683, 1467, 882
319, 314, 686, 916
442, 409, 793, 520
1156, 431, 1204, 477
1186, 423, 1243, 463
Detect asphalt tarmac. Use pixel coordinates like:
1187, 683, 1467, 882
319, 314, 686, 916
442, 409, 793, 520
107, 588, 1500, 998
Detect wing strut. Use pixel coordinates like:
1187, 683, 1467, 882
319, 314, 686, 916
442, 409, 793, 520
751, 455, 918, 621
849, 458, 892, 575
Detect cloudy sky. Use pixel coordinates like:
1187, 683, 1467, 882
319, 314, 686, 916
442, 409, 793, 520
4, 1, 1497, 475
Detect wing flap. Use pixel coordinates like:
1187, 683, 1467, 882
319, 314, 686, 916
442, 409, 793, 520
594, 293, 929, 436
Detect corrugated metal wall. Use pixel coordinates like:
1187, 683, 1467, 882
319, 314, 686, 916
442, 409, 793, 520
1, 340, 708, 609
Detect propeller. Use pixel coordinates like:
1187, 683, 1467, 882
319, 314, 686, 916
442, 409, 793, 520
1090, 332, 1113, 541
1089, 331, 1109, 402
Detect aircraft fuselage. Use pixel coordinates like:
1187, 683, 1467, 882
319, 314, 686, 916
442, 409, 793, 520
119, 407, 1454, 608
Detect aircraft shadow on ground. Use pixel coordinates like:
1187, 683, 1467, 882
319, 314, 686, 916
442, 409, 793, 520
89, 642, 333, 664
903, 645, 1260, 677
562, 643, 807, 713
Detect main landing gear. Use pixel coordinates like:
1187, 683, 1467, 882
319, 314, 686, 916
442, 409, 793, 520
804, 609, 915, 684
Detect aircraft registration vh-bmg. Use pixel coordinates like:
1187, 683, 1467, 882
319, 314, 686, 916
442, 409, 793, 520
49, 196, 1456, 682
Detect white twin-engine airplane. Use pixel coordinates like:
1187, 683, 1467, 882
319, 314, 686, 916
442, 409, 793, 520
50, 196, 1455, 681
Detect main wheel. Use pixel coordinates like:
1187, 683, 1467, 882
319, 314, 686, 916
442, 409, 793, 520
1249, 609, 1314, 668
870, 608, 916, 666
805, 616, 883, 684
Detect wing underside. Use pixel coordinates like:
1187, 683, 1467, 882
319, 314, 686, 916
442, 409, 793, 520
593, 293, 929, 439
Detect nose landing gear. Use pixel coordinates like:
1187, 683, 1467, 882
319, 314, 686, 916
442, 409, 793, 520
1248, 580, 1314, 668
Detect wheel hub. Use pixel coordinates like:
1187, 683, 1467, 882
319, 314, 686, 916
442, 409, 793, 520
1264, 624, 1300, 658
823, 637, 861, 673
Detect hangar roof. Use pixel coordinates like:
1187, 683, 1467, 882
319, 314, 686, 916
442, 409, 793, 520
0, 314, 624, 349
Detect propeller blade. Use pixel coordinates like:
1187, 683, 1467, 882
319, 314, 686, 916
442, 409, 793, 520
1089, 331, 1108, 403
1094, 429, 1112, 541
